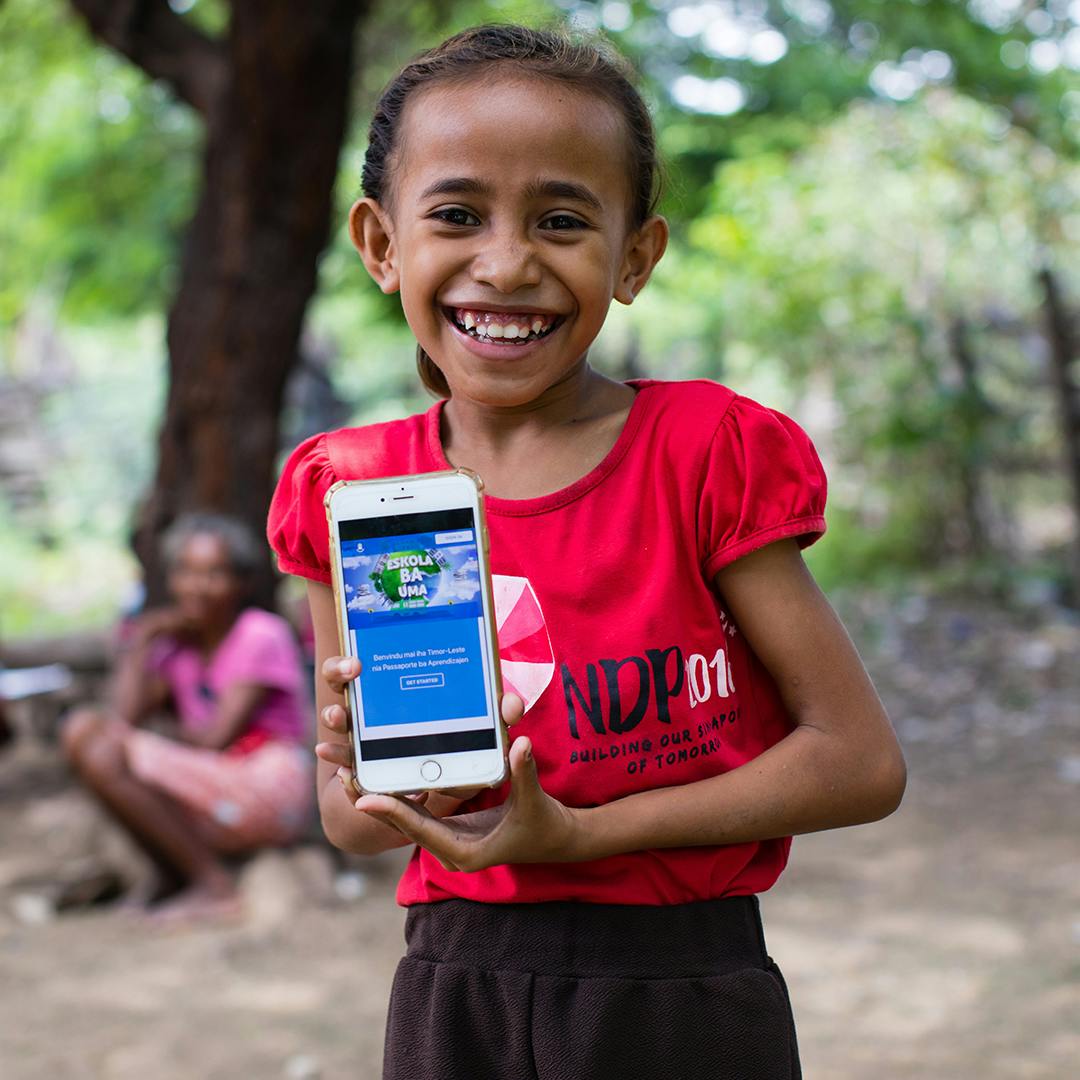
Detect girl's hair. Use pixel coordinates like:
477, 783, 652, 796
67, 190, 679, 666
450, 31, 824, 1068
362, 24, 661, 398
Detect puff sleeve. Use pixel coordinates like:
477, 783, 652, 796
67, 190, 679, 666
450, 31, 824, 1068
698, 395, 827, 577
267, 432, 339, 585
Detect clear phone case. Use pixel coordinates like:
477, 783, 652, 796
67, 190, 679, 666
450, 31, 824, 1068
324, 469, 507, 794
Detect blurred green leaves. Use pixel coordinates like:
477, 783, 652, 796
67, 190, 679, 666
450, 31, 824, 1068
2, 0, 1079, 633
0, 0, 199, 328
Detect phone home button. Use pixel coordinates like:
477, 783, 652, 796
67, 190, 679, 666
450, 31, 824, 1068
420, 760, 442, 783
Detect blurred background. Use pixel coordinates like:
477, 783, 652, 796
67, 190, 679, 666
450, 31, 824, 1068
1, 1, 1077, 1077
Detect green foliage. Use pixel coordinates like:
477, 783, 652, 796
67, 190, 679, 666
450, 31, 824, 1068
0, 0, 199, 332
0, 511, 140, 638
3, 0, 1080, 637
0, 317, 164, 637
172, 0, 229, 37
638, 87, 1078, 570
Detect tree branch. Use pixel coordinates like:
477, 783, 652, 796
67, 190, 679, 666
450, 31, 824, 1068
67, 0, 225, 116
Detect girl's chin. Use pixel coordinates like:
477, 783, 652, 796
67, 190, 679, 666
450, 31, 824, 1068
447, 379, 545, 409
424, 321, 595, 406
442, 367, 589, 411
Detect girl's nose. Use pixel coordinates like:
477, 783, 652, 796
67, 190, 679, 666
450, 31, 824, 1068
469, 232, 542, 293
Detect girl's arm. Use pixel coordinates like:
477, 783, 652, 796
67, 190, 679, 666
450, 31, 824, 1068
307, 582, 414, 854
352, 540, 906, 870
566, 538, 906, 859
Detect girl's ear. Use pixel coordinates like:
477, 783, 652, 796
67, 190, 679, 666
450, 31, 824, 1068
614, 215, 669, 306
349, 197, 400, 294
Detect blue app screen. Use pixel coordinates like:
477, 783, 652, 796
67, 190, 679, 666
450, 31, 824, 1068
339, 513, 492, 739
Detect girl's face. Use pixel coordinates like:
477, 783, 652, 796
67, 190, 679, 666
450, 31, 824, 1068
351, 74, 666, 408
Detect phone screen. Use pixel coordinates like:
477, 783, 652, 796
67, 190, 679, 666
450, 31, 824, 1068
337, 507, 498, 761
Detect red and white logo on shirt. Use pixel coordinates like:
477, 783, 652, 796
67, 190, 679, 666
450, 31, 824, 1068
493, 575, 554, 714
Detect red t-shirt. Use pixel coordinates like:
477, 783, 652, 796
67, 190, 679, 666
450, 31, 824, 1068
268, 379, 827, 906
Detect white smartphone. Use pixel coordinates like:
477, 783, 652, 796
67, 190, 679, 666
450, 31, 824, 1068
325, 469, 507, 795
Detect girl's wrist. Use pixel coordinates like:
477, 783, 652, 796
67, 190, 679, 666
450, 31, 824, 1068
555, 796, 660, 864
558, 804, 597, 863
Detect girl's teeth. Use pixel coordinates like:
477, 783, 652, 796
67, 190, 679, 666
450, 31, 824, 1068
452, 309, 556, 342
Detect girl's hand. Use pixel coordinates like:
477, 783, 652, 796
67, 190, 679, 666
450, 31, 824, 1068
314, 654, 362, 794
351, 735, 582, 872
313, 655, 527, 812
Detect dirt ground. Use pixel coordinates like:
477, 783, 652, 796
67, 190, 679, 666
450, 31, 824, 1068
1, 591, 1077, 1079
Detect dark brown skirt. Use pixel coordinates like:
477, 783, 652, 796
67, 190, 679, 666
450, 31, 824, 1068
383, 895, 801, 1080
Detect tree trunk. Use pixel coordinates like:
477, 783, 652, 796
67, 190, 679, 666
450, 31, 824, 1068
947, 315, 992, 557
1039, 267, 1080, 601
69, 0, 370, 607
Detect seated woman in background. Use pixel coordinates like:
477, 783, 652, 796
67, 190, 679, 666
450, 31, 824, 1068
61, 512, 314, 921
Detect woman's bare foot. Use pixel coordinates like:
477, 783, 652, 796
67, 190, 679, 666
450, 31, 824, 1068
142, 880, 243, 928
114, 871, 186, 915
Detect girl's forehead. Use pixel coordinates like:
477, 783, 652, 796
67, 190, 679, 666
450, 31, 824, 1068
395, 75, 630, 206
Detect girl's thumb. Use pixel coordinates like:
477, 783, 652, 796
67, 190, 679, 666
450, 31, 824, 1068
509, 737, 537, 790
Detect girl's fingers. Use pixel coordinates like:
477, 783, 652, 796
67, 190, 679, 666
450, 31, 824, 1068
507, 736, 540, 799
335, 766, 361, 797
359, 807, 460, 870
355, 793, 448, 851
316, 741, 352, 767
355, 792, 429, 820
438, 785, 482, 802
321, 656, 361, 694
501, 692, 525, 728
319, 704, 349, 734
333, 773, 436, 804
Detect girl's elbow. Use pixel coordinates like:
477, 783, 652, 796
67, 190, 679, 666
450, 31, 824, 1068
321, 816, 386, 856
867, 744, 907, 821
318, 788, 366, 854
321, 817, 362, 855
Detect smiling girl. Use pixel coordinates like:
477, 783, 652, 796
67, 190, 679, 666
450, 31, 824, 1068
268, 24, 906, 1080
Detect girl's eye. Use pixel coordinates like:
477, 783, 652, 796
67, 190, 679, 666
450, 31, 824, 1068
433, 207, 480, 227
540, 214, 589, 231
